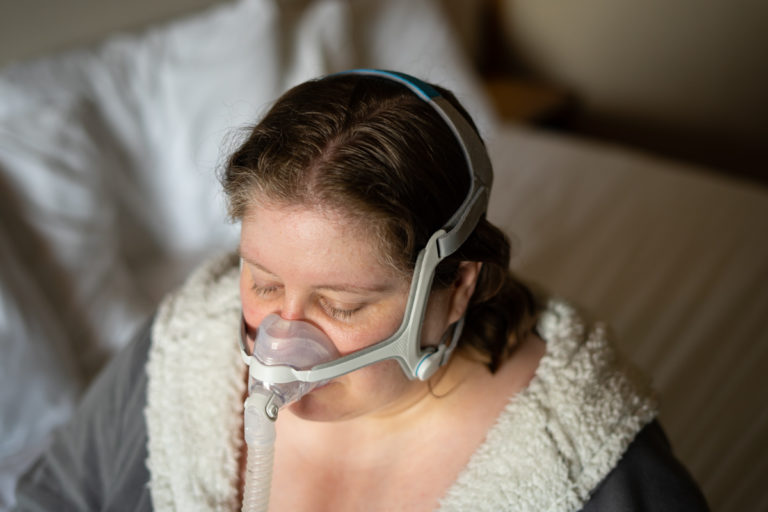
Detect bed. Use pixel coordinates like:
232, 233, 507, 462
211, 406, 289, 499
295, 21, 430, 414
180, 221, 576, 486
1, 0, 766, 510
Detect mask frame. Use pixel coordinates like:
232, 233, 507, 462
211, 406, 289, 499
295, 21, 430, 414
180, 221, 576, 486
239, 69, 493, 382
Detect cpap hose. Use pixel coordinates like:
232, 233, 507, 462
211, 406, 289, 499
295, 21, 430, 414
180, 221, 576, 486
241, 391, 277, 512
240, 314, 340, 512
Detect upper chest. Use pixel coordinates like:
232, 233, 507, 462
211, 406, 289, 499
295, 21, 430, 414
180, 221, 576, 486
250, 337, 546, 511
264, 420, 485, 512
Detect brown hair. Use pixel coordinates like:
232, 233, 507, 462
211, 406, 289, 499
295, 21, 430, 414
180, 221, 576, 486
222, 73, 538, 373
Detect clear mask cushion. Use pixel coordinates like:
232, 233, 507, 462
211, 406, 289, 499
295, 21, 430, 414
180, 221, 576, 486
244, 313, 340, 408
239, 70, 492, 394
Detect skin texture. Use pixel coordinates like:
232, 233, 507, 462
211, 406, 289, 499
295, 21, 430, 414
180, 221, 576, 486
239, 202, 479, 422
237, 202, 545, 511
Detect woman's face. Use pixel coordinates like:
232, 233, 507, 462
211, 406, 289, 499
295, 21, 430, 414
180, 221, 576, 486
239, 203, 454, 422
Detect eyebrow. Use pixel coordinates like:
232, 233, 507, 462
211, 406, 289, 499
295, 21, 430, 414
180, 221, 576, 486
240, 254, 396, 294
242, 258, 278, 278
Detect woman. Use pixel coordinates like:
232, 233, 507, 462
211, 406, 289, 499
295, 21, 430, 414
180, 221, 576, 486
13, 71, 708, 511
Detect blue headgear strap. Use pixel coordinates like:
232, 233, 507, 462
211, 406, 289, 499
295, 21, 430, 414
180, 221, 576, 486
333, 69, 493, 258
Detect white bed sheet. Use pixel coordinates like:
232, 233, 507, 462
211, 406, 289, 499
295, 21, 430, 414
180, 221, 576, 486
487, 125, 768, 511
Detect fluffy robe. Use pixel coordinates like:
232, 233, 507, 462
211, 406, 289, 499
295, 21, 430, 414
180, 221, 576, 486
146, 254, 656, 511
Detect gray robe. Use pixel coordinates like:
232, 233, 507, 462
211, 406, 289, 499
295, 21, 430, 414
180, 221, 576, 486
13, 257, 709, 511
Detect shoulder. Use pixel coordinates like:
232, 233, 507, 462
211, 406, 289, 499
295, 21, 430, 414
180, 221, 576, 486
440, 300, 659, 512
580, 420, 710, 511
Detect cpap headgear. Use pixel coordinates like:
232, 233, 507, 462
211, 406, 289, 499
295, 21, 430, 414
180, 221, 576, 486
238, 70, 493, 414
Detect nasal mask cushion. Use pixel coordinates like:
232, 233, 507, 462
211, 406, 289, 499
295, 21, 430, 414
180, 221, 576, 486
241, 313, 339, 417
239, 69, 493, 395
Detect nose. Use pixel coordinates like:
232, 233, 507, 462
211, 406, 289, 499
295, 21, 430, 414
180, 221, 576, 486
278, 292, 308, 322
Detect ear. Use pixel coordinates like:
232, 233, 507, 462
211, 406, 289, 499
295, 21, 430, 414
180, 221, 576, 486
447, 261, 483, 325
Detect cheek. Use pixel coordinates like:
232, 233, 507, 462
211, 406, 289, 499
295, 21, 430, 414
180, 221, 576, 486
326, 307, 404, 356
295, 359, 409, 417
361, 359, 408, 389
421, 289, 453, 346
323, 328, 383, 357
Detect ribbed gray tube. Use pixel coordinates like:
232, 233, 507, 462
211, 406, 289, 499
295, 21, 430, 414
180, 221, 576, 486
241, 393, 276, 512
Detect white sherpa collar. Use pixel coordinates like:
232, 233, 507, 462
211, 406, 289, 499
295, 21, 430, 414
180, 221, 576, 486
438, 301, 658, 512
146, 253, 245, 512
145, 255, 657, 512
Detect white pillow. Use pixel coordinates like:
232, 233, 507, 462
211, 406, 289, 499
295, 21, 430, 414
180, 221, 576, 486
0, 0, 493, 504
0, 0, 494, 369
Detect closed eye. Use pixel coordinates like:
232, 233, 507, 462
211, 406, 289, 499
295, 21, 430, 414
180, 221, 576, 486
252, 283, 281, 297
318, 296, 364, 321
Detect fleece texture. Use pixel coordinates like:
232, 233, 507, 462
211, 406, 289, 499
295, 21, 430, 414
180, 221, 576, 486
145, 254, 657, 511
437, 301, 657, 511
146, 254, 245, 512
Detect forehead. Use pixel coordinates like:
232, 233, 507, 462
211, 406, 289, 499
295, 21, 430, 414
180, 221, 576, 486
241, 202, 368, 247
240, 203, 404, 283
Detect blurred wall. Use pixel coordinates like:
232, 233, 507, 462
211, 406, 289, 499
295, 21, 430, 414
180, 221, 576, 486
2, 0, 765, 181
0, 0, 487, 69
498, 0, 768, 182
0, 0, 224, 68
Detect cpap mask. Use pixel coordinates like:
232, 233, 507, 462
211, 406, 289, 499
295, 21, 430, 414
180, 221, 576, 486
238, 69, 494, 420
239, 69, 493, 512
241, 313, 340, 420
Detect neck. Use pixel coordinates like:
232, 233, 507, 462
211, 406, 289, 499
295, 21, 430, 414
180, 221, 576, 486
266, 332, 545, 470
274, 353, 486, 465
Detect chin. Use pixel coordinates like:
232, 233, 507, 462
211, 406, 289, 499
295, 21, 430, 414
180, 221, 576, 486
285, 383, 353, 422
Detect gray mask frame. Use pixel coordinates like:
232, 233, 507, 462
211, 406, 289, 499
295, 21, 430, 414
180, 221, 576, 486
239, 69, 493, 383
